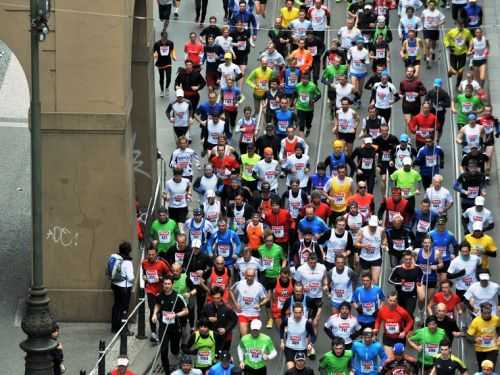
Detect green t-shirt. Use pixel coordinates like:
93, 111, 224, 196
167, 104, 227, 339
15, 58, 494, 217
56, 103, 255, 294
258, 243, 285, 278
319, 350, 353, 375
172, 273, 188, 295
390, 169, 422, 198
240, 333, 275, 369
322, 64, 348, 86
409, 327, 446, 365
241, 153, 261, 182
455, 94, 483, 125
150, 218, 178, 253
295, 82, 321, 112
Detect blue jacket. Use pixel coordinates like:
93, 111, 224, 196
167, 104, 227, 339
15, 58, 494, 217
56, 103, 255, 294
197, 102, 224, 122
298, 217, 329, 237
207, 229, 241, 265
463, 3, 482, 28
415, 145, 444, 177
229, 0, 255, 14
429, 229, 458, 262
352, 340, 388, 375
229, 10, 258, 36
208, 362, 234, 375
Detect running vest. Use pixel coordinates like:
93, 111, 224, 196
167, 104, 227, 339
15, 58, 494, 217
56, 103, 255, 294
328, 177, 352, 212
330, 267, 353, 304
298, 240, 316, 265
207, 120, 225, 145
385, 199, 409, 224
204, 201, 221, 226
288, 190, 304, 219
327, 153, 347, 175
324, 230, 349, 264
283, 137, 301, 158
208, 267, 230, 302
462, 124, 482, 154
273, 280, 294, 310
346, 213, 364, 235
275, 109, 295, 135
285, 316, 308, 350
246, 222, 264, 250
416, 248, 438, 283
194, 331, 216, 368
233, 204, 247, 235
359, 227, 383, 261
283, 68, 301, 94
337, 108, 357, 134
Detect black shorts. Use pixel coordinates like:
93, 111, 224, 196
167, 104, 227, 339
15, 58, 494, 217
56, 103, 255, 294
438, 260, 450, 273
423, 29, 440, 41
284, 348, 306, 362
242, 179, 258, 191
234, 52, 249, 66
450, 53, 467, 71
472, 59, 487, 67
261, 275, 277, 291
359, 257, 382, 269
310, 297, 323, 309
159, 4, 172, 20
383, 336, 406, 347
421, 279, 437, 289
378, 162, 395, 175
173, 126, 189, 138
404, 59, 421, 67
168, 206, 188, 223
402, 103, 420, 116
337, 132, 356, 144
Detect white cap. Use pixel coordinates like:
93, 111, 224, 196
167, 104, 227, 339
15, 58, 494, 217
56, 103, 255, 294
479, 273, 490, 281
206, 189, 216, 198
250, 319, 262, 330
472, 221, 483, 231
403, 157, 412, 166
191, 239, 202, 249
176, 88, 184, 97
117, 358, 129, 367
368, 215, 378, 227
377, 15, 386, 23
364, 137, 373, 144
475, 196, 485, 206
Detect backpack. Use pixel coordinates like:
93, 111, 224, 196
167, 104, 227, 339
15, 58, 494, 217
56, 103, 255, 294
106, 254, 125, 282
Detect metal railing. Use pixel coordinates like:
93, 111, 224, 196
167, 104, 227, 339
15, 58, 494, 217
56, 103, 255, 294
82, 156, 166, 375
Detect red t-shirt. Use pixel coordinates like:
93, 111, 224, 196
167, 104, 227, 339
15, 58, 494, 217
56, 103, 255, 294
408, 113, 438, 144
375, 305, 414, 338
312, 202, 331, 222
142, 259, 172, 296
432, 292, 461, 318
111, 369, 134, 375
209, 155, 241, 185
184, 41, 203, 65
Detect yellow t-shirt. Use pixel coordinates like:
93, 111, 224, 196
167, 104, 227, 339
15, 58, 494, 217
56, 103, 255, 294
280, 7, 299, 27
467, 315, 500, 352
464, 234, 497, 269
327, 176, 353, 213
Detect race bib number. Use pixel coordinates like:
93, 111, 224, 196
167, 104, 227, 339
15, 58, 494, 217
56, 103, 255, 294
393, 239, 405, 251
424, 343, 439, 356
272, 225, 285, 238
416, 220, 431, 233
162, 311, 176, 324
238, 41, 247, 50
385, 322, 400, 334
262, 256, 274, 270
190, 272, 201, 285
362, 158, 374, 169
159, 45, 170, 56
362, 302, 375, 315
401, 281, 415, 292
382, 151, 391, 161
249, 349, 262, 362
467, 186, 479, 198
463, 275, 474, 286
376, 48, 386, 59
425, 155, 437, 167
158, 231, 171, 243
299, 93, 310, 104
481, 336, 495, 348
175, 252, 185, 264
146, 270, 159, 283
361, 360, 374, 373
308, 46, 318, 56
405, 92, 417, 102
197, 351, 211, 365
218, 244, 231, 257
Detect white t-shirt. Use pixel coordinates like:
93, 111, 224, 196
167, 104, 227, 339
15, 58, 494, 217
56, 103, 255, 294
236, 257, 262, 279
295, 263, 327, 298
338, 26, 361, 50
448, 255, 481, 291
421, 8, 445, 30
464, 281, 500, 313
463, 207, 494, 234
324, 314, 361, 344
348, 47, 369, 74
425, 186, 453, 214
254, 159, 280, 191
285, 154, 310, 187
232, 280, 267, 317
218, 62, 242, 89
166, 178, 190, 208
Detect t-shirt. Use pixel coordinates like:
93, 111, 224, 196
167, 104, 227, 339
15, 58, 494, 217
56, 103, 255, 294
319, 350, 353, 375
467, 315, 500, 352
464, 234, 497, 269
150, 219, 178, 253
455, 94, 483, 125
409, 327, 446, 365
156, 290, 187, 331
295, 82, 320, 112
240, 333, 275, 369
390, 169, 422, 198
258, 243, 285, 278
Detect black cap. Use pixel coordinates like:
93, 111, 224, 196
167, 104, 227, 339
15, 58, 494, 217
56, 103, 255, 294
294, 352, 306, 361
219, 351, 231, 361
180, 355, 193, 365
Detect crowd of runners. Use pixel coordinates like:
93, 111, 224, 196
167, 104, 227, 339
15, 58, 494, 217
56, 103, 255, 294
109, 0, 500, 374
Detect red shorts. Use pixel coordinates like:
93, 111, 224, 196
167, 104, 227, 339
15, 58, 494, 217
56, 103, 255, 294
271, 304, 282, 320
238, 314, 259, 324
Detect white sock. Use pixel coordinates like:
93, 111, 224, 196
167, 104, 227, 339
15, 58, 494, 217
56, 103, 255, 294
174, 7, 179, 13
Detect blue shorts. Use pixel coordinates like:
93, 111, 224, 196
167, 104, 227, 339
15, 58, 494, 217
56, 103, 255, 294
350, 71, 368, 79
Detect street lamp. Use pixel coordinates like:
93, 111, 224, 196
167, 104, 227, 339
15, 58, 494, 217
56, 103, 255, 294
20, 1, 56, 374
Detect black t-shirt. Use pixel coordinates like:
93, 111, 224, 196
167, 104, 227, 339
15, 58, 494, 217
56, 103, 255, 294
200, 25, 222, 43
384, 227, 415, 255
436, 316, 460, 343
374, 134, 399, 164
388, 265, 423, 297
284, 366, 315, 375
154, 40, 175, 67
351, 146, 377, 173
432, 355, 467, 375
231, 29, 252, 55
156, 290, 187, 330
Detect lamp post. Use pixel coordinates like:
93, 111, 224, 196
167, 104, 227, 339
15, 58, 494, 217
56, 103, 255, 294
20, 1, 56, 374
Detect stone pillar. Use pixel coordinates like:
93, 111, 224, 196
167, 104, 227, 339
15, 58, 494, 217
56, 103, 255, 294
0, 0, 152, 321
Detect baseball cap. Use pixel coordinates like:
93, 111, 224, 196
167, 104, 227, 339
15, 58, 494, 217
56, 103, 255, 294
191, 239, 202, 249
479, 272, 490, 281
355, 36, 365, 44
377, 16, 386, 23
475, 196, 485, 206
472, 221, 483, 232
481, 360, 494, 369
266, 123, 274, 129
364, 3, 372, 9
362, 327, 373, 336
294, 352, 306, 361
393, 343, 405, 355
403, 157, 412, 166
219, 351, 231, 362
364, 137, 373, 144
180, 355, 193, 365
368, 215, 378, 227
264, 147, 274, 156
400, 133, 409, 142
433, 78, 442, 87
437, 216, 447, 224
333, 139, 344, 149
193, 207, 202, 215
117, 358, 129, 367
176, 88, 184, 97
250, 319, 262, 330
206, 189, 216, 198
224, 52, 233, 59
468, 112, 478, 121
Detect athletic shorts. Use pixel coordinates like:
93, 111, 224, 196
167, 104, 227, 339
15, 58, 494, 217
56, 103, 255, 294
423, 29, 440, 41
159, 4, 172, 20
310, 297, 323, 309
378, 162, 396, 175
234, 52, 249, 66
337, 132, 356, 144
261, 275, 277, 291
404, 59, 421, 67
472, 59, 487, 67
383, 336, 406, 347
359, 257, 382, 269
350, 71, 368, 79
238, 314, 259, 324
437, 260, 450, 273
284, 348, 306, 362
450, 53, 467, 71
421, 279, 437, 289
168, 206, 188, 223
402, 103, 420, 116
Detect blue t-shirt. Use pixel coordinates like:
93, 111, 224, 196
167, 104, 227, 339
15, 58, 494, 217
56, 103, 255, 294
352, 340, 388, 375
352, 286, 385, 324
